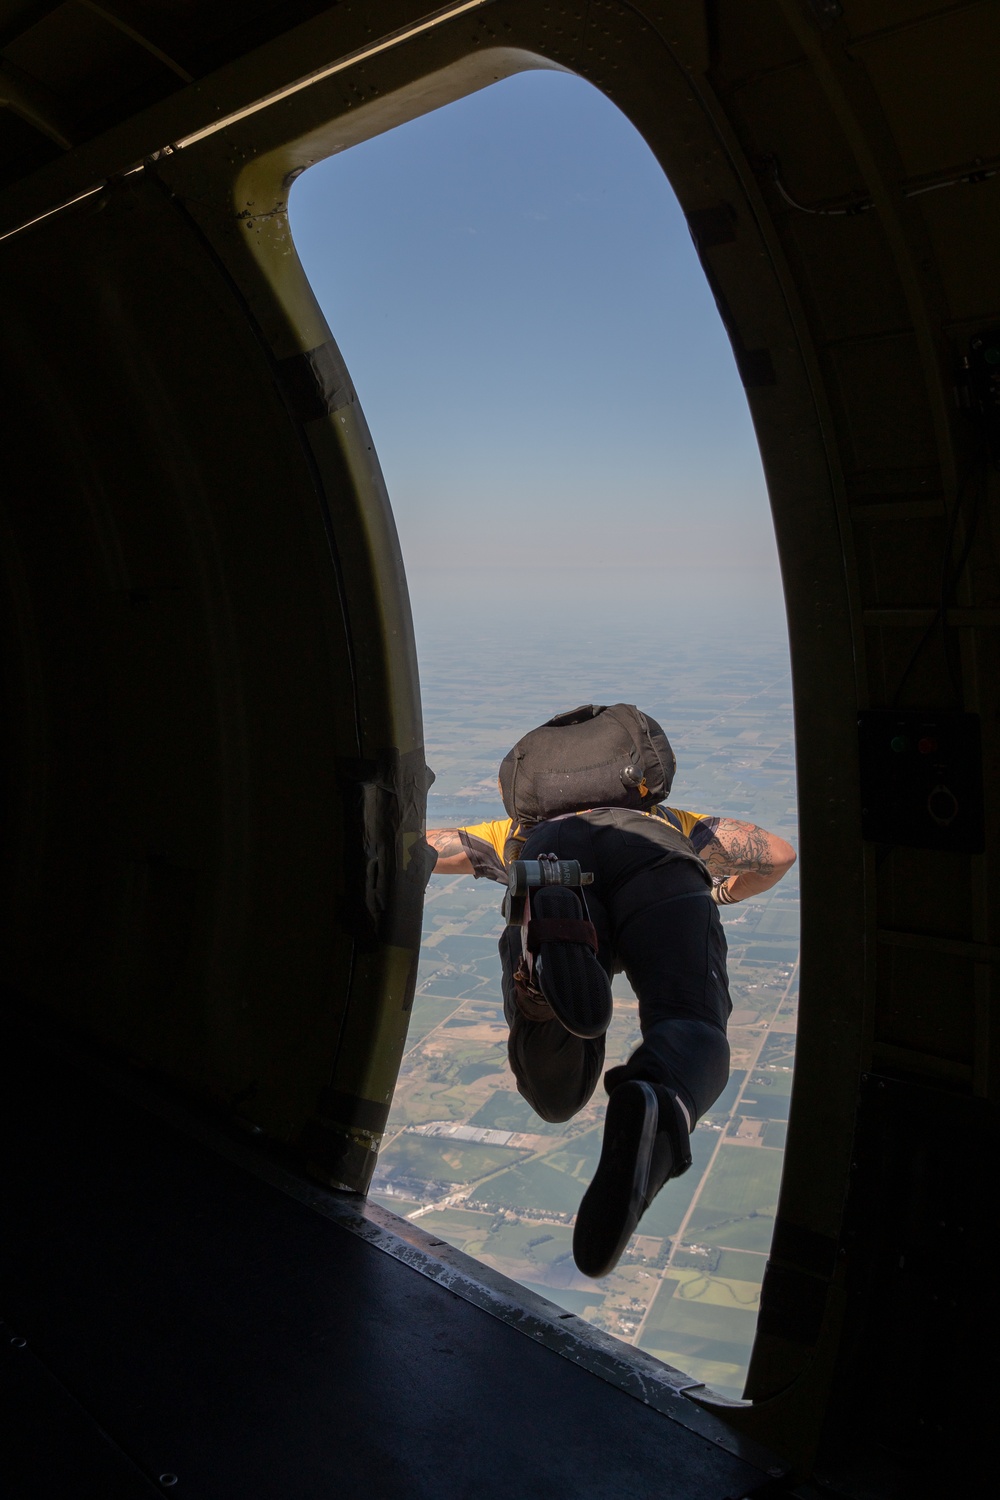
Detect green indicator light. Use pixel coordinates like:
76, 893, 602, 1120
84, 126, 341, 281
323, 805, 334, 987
890, 735, 909, 753
984, 346, 1000, 365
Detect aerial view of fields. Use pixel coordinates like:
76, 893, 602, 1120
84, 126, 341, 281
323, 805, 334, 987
372, 590, 799, 1401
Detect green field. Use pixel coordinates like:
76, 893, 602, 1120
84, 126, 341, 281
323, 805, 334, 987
752, 908, 800, 938
520, 1282, 605, 1316
464, 910, 505, 937
457, 1061, 504, 1085
415, 973, 479, 998
403, 995, 463, 1048
478, 1221, 575, 1266
369, 1194, 423, 1218
641, 1290, 758, 1350
524, 1229, 575, 1266
687, 1144, 783, 1228
716, 1249, 767, 1282
762, 1120, 787, 1149
639, 1328, 755, 1384
750, 1068, 793, 1096
378, 1134, 528, 1186
641, 1329, 754, 1366
431, 934, 499, 964
738, 1098, 791, 1121
422, 1040, 508, 1080
542, 1128, 603, 1183
424, 885, 492, 915
468, 1158, 585, 1216
692, 1214, 776, 1252
417, 1208, 494, 1242
742, 941, 797, 962
470, 1089, 555, 1134
469, 954, 505, 982
758, 1035, 796, 1068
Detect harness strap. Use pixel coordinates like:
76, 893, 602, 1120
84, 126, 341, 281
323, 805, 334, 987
526, 918, 599, 954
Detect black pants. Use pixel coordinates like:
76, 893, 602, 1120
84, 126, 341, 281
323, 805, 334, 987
499, 808, 732, 1126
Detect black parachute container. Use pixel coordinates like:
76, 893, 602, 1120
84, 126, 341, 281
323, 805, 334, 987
498, 704, 676, 823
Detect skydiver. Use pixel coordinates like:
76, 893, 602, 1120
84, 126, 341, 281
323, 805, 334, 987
425, 716, 795, 1279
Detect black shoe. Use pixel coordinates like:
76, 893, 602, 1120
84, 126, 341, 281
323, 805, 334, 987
529, 885, 612, 1040
573, 1080, 691, 1278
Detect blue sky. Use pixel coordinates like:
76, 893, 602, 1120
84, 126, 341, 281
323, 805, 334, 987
289, 69, 778, 584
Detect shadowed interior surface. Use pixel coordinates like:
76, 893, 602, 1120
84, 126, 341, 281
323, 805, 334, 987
1, 2, 997, 1493
0, 1014, 773, 1500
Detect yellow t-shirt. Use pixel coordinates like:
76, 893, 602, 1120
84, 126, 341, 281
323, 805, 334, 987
457, 807, 717, 883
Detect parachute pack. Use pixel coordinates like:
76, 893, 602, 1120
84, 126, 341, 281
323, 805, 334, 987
498, 704, 676, 824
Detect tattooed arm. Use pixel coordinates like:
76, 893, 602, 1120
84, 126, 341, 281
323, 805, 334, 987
699, 818, 796, 904
426, 829, 475, 876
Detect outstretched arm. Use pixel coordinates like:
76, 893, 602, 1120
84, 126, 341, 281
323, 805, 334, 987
699, 818, 796, 904
426, 828, 475, 876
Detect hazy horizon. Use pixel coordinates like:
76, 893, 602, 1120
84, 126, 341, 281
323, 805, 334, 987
406, 564, 789, 653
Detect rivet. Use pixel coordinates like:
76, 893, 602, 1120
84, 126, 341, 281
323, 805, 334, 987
10, 1337, 26, 1348
159, 1476, 178, 1488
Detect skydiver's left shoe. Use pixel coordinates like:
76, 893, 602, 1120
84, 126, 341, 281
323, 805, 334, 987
529, 884, 612, 1040
572, 1079, 692, 1279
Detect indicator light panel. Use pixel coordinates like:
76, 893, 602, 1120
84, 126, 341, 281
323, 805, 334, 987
858, 710, 984, 852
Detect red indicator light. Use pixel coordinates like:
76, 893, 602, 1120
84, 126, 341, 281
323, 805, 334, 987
918, 737, 937, 755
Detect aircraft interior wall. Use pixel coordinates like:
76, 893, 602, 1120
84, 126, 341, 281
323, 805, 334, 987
0, 3, 996, 1493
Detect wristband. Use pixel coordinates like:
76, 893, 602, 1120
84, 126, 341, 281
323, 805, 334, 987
711, 879, 738, 905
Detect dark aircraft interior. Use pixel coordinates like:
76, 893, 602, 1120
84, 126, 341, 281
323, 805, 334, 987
1, 2, 996, 1495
